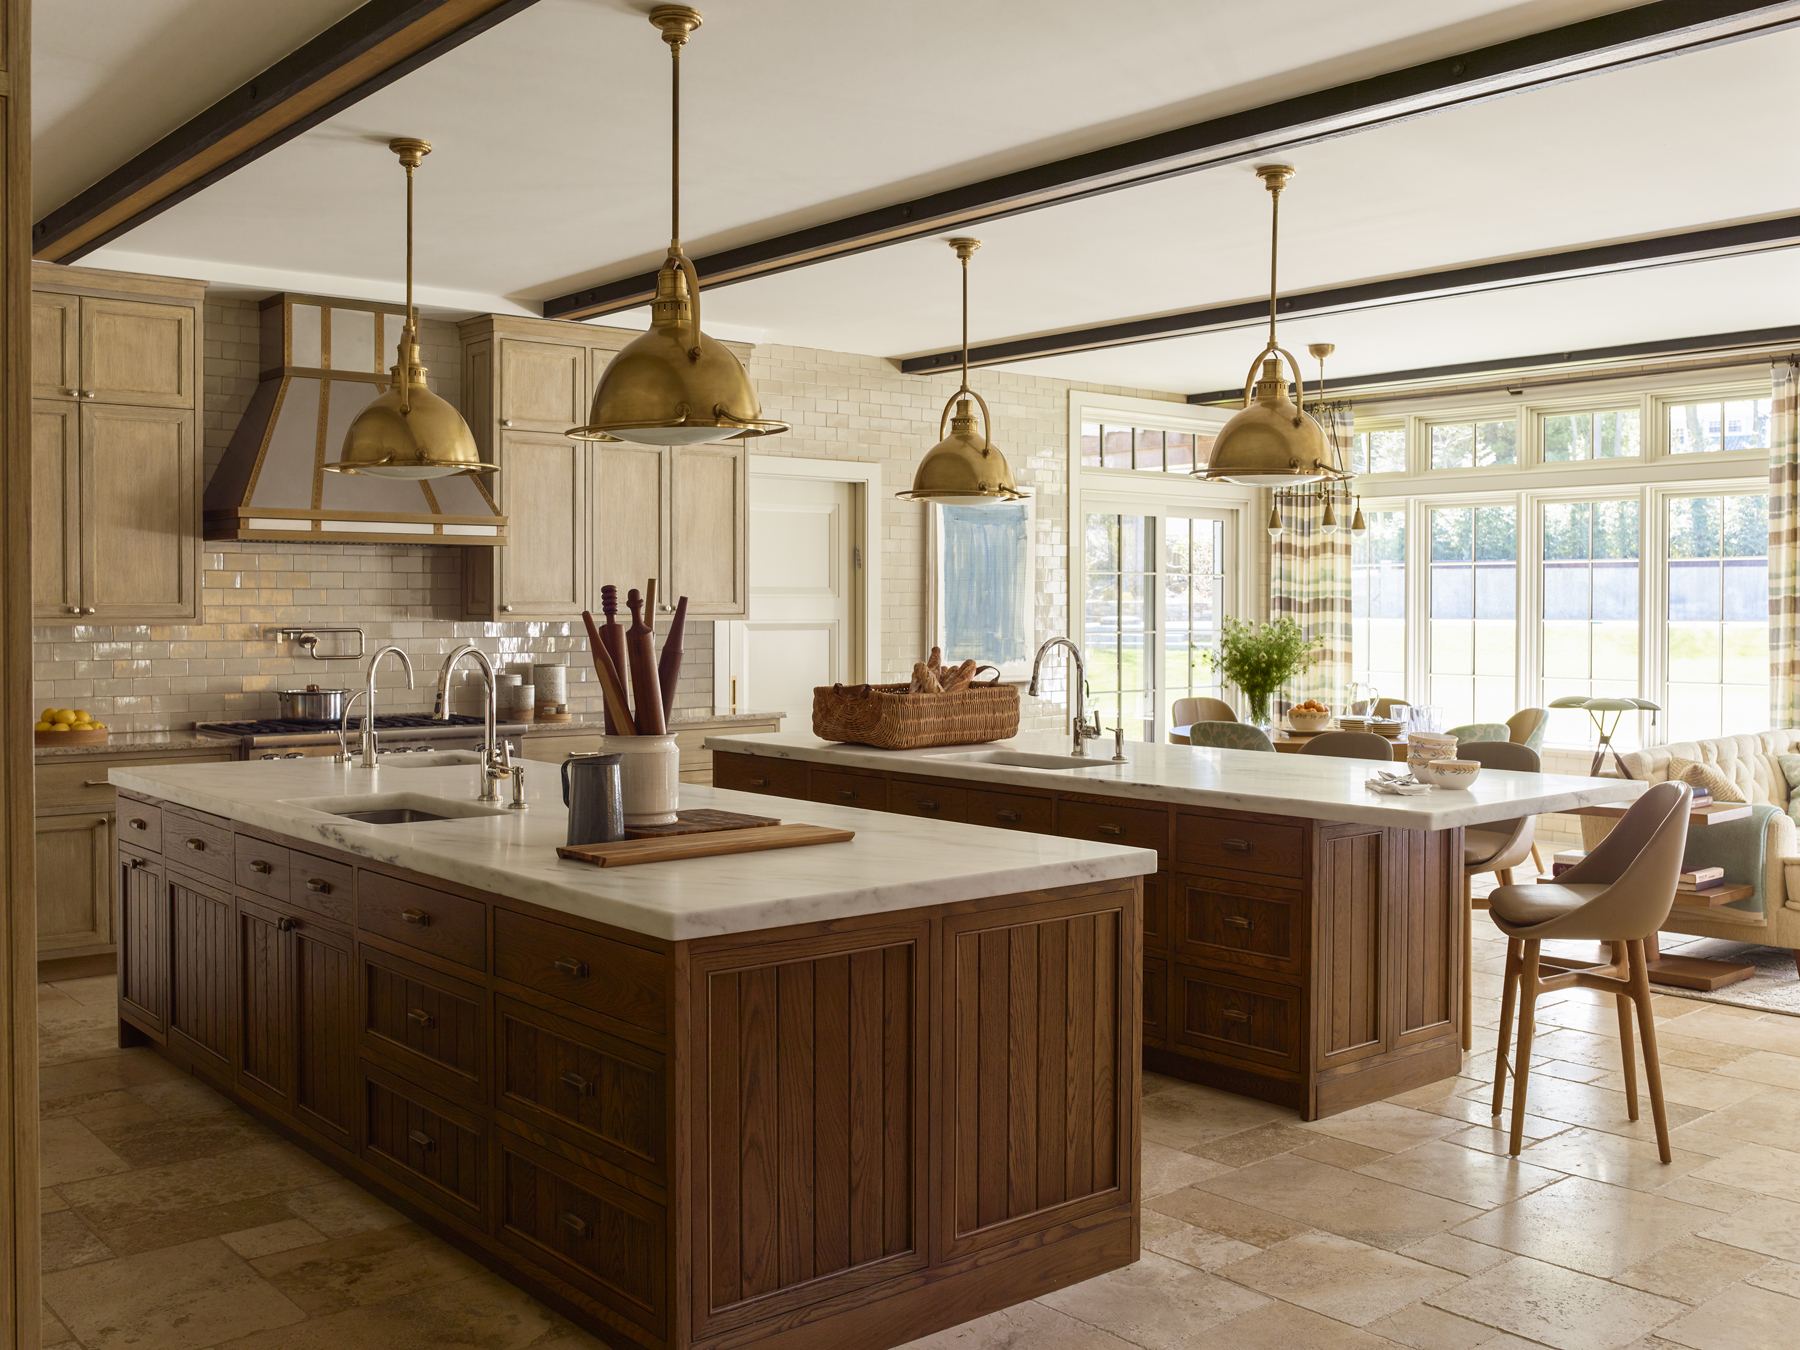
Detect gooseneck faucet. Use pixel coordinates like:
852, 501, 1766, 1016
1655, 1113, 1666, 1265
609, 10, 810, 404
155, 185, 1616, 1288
360, 646, 415, 768
1028, 636, 1101, 757
434, 643, 508, 802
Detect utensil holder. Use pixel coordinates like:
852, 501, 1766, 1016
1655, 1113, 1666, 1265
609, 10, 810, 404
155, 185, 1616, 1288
604, 733, 680, 826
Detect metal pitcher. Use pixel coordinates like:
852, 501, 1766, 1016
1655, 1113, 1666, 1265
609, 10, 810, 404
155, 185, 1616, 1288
561, 752, 625, 847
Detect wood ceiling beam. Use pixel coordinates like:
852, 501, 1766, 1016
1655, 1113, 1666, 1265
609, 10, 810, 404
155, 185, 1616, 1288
542, 0, 1800, 322
32, 0, 543, 263
897, 212, 1800, 374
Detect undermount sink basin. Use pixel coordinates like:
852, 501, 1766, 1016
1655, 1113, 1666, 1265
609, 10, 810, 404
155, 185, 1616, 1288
374, 750, 482, 768
285, 792, 508, 824
932, 749, 1114, 771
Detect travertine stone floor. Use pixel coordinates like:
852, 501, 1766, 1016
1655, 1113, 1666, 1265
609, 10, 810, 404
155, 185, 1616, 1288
36, 914, 1800, 1350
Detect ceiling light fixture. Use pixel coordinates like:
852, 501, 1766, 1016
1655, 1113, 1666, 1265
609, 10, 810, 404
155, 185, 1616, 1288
327, 138, 494, 480
568, 6, 787, 447
898, 237, 1026, 504
1197, 166, 1347, 488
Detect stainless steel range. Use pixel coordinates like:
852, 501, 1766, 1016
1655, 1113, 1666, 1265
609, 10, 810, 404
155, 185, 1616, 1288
195, 714, 531, 761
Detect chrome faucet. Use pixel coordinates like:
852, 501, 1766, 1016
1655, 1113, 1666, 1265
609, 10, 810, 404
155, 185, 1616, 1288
435, 643, 508, 802
336, 688, 369, 763
1028, 636, 1101, 757
359, 647, 414, 768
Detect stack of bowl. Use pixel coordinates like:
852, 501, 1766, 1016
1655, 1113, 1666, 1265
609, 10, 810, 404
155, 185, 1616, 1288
1406, 730, 1459, 782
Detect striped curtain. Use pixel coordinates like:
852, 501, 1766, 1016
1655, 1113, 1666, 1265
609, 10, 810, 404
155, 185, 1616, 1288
1771, 360, 1800, 727
1271, 400, 1354, 708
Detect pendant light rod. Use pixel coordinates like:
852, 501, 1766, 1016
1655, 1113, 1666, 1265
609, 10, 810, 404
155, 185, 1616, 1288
389, 137, 431, 416
1266, 169, 1281, 348
950, 236, 980, 394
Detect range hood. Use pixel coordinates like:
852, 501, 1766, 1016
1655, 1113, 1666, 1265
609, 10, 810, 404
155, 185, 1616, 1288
205, 293, 506, 546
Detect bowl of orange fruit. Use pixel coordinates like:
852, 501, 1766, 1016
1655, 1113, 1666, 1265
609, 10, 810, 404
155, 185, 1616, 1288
1287, 700, 1332, 732
34, 707, 108, 747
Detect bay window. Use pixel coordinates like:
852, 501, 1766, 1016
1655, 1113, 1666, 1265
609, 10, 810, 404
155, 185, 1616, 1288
1428, 504, 1517, 727
1541, 499, 1640, 748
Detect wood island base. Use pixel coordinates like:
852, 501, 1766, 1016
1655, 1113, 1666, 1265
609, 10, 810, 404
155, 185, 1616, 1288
114, 792, 1142, 1350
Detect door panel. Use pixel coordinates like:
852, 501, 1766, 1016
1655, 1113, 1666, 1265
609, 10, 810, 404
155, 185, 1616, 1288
294, 920, 356, 1145
740, 475, 854, 724
79, 296, 194, 407
237, 897, 294, 1111
32, 292, 79, 400
496, 430, 585, 617
82, 404, 195, 618
32, 400, 79, 619
592, 443, 665, 598
170, 876, 234, 1070
499, 339, 586, 429
35, 813, 112, 952
669, 443, 745, 615
118, 853, 168, 1034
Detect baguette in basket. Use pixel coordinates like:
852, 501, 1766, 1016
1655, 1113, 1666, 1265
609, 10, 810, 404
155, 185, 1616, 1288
815, 656, 1019, 750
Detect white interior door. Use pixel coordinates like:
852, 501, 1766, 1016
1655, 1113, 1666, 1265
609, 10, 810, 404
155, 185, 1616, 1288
738, 474, 857, 721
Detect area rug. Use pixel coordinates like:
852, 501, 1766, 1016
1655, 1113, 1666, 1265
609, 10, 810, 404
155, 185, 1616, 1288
1643, 936, 1800, 1017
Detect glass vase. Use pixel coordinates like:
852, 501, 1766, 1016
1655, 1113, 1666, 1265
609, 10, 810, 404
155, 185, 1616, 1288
1245, 690, 1273, 731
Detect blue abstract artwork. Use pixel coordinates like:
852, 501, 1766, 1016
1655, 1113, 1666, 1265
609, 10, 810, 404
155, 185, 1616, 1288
936, 501, 1034, 677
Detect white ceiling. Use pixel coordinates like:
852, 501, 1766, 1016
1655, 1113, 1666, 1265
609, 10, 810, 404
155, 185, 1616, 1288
39, 0, 1799, 395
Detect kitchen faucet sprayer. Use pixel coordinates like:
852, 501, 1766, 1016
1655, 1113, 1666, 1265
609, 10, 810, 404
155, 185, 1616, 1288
359, 647, 415, 768
1028, 637, 1101, 757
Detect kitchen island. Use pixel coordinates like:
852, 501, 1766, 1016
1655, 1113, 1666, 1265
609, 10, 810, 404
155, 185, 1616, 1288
707, 730, 1642, 1120
106, 757, 1156, 1350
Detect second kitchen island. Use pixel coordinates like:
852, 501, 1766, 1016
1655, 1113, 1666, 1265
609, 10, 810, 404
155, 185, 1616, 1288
708, 730, 1640, 1120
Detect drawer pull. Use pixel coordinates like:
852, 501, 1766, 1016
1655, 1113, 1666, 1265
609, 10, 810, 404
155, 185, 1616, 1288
1222, 1008, 1250, 1023
406, 1008, 436, 1028
1221, 838, 1252, 853
553, 957, 590, 979
1097, 823, 1125, 836
560, 1070, 594, 1096
559, 1211, 589, 1237
82, 779, 110, 787
406, 1129, 436, 1151
184, 837, 206, 851
276, 916, 297, 932
916, 799, 940, 812
1222, 914, 1252, 929
249, 859, 273, 874
748, 777, 769, 787
127, 817, 148, 830
127, 856, 145, 870
305, 877, 332, 894
996, 809, 1022, 823
838, 788, 857, 799
401, 908, 431, 926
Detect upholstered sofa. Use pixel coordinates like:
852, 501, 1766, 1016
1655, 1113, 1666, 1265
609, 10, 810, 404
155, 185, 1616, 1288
1583, 731, 1800, 971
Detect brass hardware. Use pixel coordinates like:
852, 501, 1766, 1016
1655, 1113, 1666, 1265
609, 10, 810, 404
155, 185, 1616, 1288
127, 856, 144, 870
250, 859, 273, 874
500, 604, 514, 612
407, 1129, 435, 1151
65, 605, 79, 614
82, 779, 108, 787
401, 908, 431, 926
838, 789, 857, 799
1222, 838, 1251, 853
406, 1008, 436, 1028
276, 916, 296, 932
553, 957, 590, 979
996, 809, 1022, 823
730, 676, 738, 715
128, 818, 147, 829
1222, 1008, 1250, 1023
560, 1070, 594, 1096
499, 419, 513, 428
568, 8, 787, 447
898, 238, 1026, 504
327, 138, 495, 479
1223, 914, 1252, 929
559, 1211, 590, 1237
1097, 823, 1124, 836
748, 776, 768, 787
305, 877, 331, 893
184, 837, 205, 851
917, 799, 940, 812
83, 607, 96, 615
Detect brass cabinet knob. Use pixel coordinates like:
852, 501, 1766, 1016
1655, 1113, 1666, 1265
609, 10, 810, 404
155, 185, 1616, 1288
553, 956, 589, 978
500, 419, 514, 428
407, 1129, 435, 1151
501, 604, 514, 613
305, 877, 331, 894
250, 859, 273, 874
400, 908, 431, 926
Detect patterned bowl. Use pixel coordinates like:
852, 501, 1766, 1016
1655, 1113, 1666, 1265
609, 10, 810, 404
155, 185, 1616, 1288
1424, 757, 1482, 789
1287, 709, 1332, 732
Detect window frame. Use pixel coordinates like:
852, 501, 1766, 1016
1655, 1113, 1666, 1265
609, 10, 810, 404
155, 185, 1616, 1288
1528, 395, 1645, 471
1419, 405, 1524, 478
1349, 496, 1410, 700
1348, 418, 1408, 479
1650, 380, 1777, 465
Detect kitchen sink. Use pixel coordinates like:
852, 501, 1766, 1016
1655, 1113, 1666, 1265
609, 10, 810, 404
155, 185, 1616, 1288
931, 749, 1114, 771
374, 750, 482, 768
285, 792, 509, 824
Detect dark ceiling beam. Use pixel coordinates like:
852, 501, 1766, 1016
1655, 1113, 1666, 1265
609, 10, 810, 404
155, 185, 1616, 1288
33, 0, 543, 263
1185, 324, 1800, 404
543, 0, 1800, 321
898, 212, 1800, 374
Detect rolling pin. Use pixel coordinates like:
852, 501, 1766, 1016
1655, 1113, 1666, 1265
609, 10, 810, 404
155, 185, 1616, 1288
598, 586, 629, 734
658, 595, 687, 719
581, 611, 637, 735
625, 588, 666, 734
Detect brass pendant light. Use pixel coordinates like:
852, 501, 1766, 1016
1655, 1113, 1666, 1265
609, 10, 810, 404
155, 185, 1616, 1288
326, 139, 495, 480
897, 238, 1026, 504
1197, 166, 1347, 488
568, 7, 787, 447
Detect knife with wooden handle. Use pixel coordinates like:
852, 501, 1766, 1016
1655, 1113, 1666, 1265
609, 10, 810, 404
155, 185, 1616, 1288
658, 595, 687, 719
598, 586, 629, 735
582, 611, 637, 735
625, 588, 666, 734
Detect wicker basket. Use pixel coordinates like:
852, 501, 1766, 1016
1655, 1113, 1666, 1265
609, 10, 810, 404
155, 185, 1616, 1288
812, 672, 1019, 750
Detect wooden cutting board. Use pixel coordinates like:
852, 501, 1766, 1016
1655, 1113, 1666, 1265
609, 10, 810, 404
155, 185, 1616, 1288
623, 808, 780, 839
557, 823, 855, 868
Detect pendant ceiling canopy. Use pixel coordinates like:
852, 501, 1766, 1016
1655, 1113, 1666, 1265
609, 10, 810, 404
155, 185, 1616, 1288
568, 6, 787, 447
327, 139, 494, 480
898, 238, 1026, 505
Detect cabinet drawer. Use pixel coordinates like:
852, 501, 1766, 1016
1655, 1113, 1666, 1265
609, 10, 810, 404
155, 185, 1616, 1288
1171, 873, 1302, 975
362, 1064, 486, 1224
808, 767, 887, 811
1143, 872, 1167, 953
117, 797, 162, 853
359, 873, 487, 972
497, 997, 665, 1180
964, 787, 1053, 833
37, 761, 118, 811
286, 852, 354, 927
887, 779, 967, 823
234, 837, 290, 902
1144, 955, 1168, 1046
363, 950, 486, 1094
1057, 797, 1169, 859
165, 805, 232, 881
494, 910, 667, 1036
1175, 814, 1303, 879
713, 753, 809, 800
1170, 964, 1302, 1071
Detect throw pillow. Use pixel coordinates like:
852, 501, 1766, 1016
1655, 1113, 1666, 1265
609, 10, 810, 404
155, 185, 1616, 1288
1777, 753, 1800, 825
1667, 755, 1744, 804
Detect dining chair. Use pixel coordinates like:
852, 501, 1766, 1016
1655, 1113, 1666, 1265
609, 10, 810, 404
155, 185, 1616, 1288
1455, 740, 1540, 1050
1172, 696, 1237, 725
1447, 722, 1509, 744
1487, 780, 1691, 1159
1298, 730, 1394, 760
1183, 722, 1275, 752
1507, 707, 1549, 753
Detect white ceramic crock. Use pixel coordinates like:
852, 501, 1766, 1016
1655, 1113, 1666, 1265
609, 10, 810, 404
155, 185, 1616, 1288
603, 732, 680, 826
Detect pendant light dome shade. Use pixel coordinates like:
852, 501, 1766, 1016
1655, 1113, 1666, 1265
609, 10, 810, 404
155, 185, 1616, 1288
327, 138, 494, 480
567, 6, 787, 447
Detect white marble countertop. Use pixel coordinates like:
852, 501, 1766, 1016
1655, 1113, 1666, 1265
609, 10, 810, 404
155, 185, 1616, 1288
703, 731, 1643, 831
108, 758, 1156, 942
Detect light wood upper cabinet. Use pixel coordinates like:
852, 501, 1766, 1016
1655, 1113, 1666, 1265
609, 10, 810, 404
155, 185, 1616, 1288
667, 442, 747, 616
79, 297, 194, 407
493, 430, 587, 618
31, 400, 79, 617
82, 406, 198, 620
591, 443, 667, 606
34, 812, 114, 954
32, 291, 79, 399
499, 339, 587, 430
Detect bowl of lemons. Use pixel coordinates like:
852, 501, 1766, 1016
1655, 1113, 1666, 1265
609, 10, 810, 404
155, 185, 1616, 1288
34, 707, 108, 746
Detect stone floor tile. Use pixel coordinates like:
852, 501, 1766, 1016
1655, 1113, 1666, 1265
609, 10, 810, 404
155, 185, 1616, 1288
1184, 1299, 1401, 1350
1366, 1300, 1501, 1350
1651, 1174, 1759, 1213
1215, 1230, 1464, 1326
221, 1218, 331, 1260
51, 974, 120, 1006
1387, 1077, 1488, 1110
1357, 1139, 1564, 1209
1200, 1154, 1481, 1251
40, 1207, 114, 1273
1614, 1236, 1772, 1304
76, 1095, 165, 1133
1036, 1251, 1269, 1348
91, 1195, 303, 1256
61, 1141, 335, 1231
1584, 1063, 1767, 1110
1688, 1141, 1800, 1203
1141, 1083, 1294, 1150
1697, 1195, 1800, 1262
38, 1047, 187, 1105
1301, 1102, 1470, 1153
1434, 1107, 1568, 1148
1147, 1186, 1313, 1247
1517, 1127, 1710, 1192
1143, 1216, 1261, 1272
1657, 1283, 1800, 1350
43, 1236, 307, 1350
1536, 1060, 1613, 1084
1462, 1074, 1708, 1144
1714, 1050, 1800, 1093
1428, 1254, 1687, 1350
898, 1298, 1142, 1349
1396, 1232, 1513, 1277
249, 1223, 488, 1316
130, 1074, 237, 1119
1689, 1088, 1800, 1155
1142, 1140, 1230, 1197
37, 1115, 130, 1188
39, 1086, 141, 1120
281, 1179, 411, 1239
1296, 1135, 1392, 1168
1745, 1259, 1800, 1297
1189, 1121, 1316, 1166
40, 1301, 74, 1346
40, 1185, 67, 1213
1451, 1175, 1715, 1278
93, 1111, 272, 1169
39, 1020, 137, 1066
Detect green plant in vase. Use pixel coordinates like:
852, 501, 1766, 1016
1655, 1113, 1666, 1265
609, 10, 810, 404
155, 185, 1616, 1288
1201, 616, 1323, 728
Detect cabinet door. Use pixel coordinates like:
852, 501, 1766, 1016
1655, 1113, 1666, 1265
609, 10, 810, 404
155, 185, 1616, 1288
169, 873, 234, 1072
35, 813, 112, 953
31, 400, 80, 620
499, 339, 587, 431
237, 896, 295, 1113
494, 430, 586, 618
118, 852, 168, 1034
78, 296, 195, 407
293, 918, 357, 1147
80, 404, 197, 620
668, 442, 746, 616
591, 443, 666, 599
32, 292, 79, 400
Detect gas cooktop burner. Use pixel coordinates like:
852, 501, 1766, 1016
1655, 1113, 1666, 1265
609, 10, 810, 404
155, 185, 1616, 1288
199, 714, 492, 736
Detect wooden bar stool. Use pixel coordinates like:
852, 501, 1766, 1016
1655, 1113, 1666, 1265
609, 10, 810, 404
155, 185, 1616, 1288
1486, 780, 1691, 1160
1458, 740, 1541, 1051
